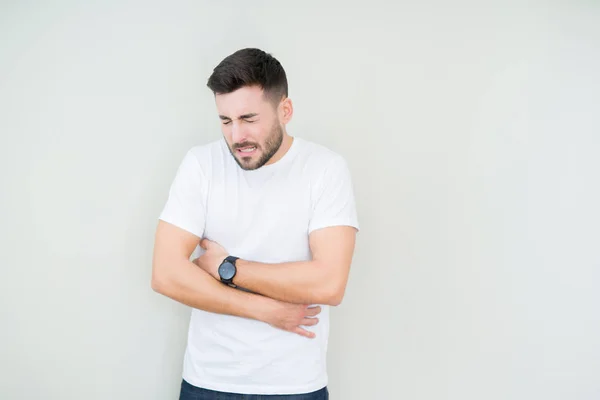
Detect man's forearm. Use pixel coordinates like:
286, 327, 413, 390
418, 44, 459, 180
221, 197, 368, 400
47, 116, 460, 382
234, 259, 341, 306
151, 259, 273, 322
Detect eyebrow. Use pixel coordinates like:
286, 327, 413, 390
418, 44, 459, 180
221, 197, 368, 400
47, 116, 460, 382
219, 113, 259, 120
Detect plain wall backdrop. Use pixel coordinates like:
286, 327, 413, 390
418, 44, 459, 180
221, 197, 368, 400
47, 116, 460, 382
1, 1, 599, 399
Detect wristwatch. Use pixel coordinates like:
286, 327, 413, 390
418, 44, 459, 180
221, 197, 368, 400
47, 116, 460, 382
218, 256, 239, 286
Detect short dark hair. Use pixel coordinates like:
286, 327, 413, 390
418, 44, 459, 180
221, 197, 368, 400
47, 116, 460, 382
207, 48, 288, 104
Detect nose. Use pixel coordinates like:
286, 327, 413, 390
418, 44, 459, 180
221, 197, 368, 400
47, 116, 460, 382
230, 121, 247, 144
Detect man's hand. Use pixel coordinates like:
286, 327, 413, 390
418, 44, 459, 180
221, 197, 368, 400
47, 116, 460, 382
193, 238, 228, 280
262, 301, 321, 339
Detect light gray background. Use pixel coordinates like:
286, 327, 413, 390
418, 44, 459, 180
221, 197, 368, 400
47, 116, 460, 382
1, 1, 599, 399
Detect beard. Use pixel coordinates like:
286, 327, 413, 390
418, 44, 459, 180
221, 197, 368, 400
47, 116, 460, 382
228, 121, 284, 171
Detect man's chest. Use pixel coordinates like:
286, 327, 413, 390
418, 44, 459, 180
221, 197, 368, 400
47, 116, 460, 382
203, 178, 313, 262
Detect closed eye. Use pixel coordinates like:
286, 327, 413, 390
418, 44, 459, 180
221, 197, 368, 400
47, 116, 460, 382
219, 114, 258, 125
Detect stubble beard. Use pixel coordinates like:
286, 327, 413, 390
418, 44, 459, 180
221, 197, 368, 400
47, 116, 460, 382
229, 122, 284, 171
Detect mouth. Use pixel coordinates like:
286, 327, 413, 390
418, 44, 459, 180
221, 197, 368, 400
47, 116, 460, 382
236, 145, 258, 156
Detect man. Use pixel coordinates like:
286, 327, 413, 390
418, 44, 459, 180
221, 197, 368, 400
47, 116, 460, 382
151, 48, 359, 400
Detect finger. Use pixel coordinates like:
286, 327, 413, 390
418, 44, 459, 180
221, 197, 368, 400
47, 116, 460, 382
301, 317, 319, 326
305, 306, 321, 317
292, 327, 316, 339
199, 239, 209, 250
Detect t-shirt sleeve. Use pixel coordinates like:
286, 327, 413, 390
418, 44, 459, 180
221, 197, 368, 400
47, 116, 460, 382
158, 149, 207, 238
308, 155, 360, 234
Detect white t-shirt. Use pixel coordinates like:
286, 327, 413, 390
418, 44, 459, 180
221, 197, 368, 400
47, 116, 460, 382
158, 136, 359, 395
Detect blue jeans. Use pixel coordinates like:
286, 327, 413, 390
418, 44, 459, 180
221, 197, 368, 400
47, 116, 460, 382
179, 379, 329, 400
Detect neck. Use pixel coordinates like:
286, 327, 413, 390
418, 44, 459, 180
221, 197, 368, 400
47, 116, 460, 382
265, 133, 293, 166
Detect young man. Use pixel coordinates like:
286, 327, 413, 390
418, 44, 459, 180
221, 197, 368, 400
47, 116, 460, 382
151, 48, 359, 400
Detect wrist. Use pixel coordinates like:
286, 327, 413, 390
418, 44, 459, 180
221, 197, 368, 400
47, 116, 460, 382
230, 258, 251, 288
251, 294, 277, 324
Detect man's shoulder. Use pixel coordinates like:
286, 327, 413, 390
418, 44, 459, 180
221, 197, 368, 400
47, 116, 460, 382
295, 137, 346, 167
294, 137, 350, 182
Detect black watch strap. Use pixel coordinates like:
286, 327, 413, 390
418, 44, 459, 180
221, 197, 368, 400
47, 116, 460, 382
224, 256, 239, 264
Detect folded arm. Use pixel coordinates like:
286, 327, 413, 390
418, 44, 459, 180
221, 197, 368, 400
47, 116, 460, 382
151, 220, 271, 318
151, 220, 321, 338
232, 225, 357, 306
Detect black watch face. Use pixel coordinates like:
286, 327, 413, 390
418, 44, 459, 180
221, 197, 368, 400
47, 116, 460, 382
219, 261, 235, 280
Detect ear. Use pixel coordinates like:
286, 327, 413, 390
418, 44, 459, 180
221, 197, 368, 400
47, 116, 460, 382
279, 97, 293, 124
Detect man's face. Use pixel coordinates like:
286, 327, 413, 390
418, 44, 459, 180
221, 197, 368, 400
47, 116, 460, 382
215, 85, 284, 171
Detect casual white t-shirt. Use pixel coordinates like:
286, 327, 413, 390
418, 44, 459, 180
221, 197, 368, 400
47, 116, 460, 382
158, 136, 359, 395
